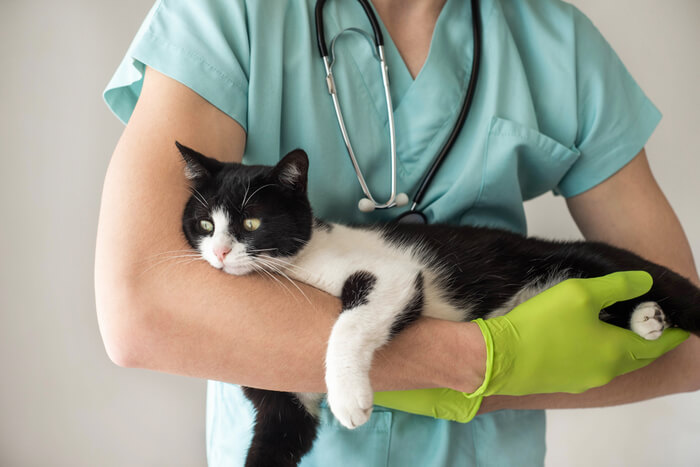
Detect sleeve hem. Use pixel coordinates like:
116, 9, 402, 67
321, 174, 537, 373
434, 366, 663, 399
103, 29, 248, 131
555, 98, 661, 198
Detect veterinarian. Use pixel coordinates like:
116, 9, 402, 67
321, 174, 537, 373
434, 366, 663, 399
96, 0, 699, 465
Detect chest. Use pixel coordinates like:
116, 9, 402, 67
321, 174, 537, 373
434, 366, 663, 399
372, 1, 447, 79
244, 0, 580, 231
286, 224, 466, 322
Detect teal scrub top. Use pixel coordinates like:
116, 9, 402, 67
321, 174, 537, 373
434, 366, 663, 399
104, 0, 661, 465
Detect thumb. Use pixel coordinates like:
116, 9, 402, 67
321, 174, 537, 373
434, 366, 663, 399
586, 271, 654, 309
629, 327, 690, 360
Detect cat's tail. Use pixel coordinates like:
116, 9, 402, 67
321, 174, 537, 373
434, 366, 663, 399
646, 267, 700, 337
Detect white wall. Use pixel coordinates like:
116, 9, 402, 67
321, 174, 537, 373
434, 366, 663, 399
0, 1, 697, 466
535, 1, 700, 466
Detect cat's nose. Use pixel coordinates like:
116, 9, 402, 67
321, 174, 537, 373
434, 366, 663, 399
215, 246, 232, 262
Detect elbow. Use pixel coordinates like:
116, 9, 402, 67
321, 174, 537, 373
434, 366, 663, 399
671, 334, 700, 393
95, 273, 152, 369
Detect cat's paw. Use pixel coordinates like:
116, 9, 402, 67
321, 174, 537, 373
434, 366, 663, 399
326, 375, 374, 430
630, 301, 669, 340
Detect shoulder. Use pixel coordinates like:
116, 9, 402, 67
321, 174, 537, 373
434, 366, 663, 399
155, 0, 313, 21
495, 0, 613, 60
497, 0, 582, 27
494, 0, 597, 52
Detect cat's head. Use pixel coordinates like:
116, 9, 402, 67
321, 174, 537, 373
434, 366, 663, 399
177, 142, 313, 275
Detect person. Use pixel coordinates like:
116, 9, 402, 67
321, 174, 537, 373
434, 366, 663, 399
95, 0, 700, 465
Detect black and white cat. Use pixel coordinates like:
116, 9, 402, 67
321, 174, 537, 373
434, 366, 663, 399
177, 142, 699, 467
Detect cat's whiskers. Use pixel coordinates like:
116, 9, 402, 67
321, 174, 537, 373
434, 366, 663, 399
190, 187, 209, 209
139, 254, 207, 276
144, 249, 200, 261
250, 262, 297, 300
240, 178, 252, 211
242, 183, 278, 209
253, 257, 312, 305
256, 255, 314, 276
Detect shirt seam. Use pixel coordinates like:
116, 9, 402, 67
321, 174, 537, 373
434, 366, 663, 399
142, 29, 249, 96
558, 97, 660, 198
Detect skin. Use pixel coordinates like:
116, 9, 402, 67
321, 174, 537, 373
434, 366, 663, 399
484, 153, 700, 411
95, 0, 700, 415
95, 66, 486, 394
372, 0, 700, 407
371, 0, 448, 78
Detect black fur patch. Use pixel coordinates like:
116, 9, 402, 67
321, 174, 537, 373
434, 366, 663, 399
180, 147, 314, 260
242, 387, 319, 467
313, 218, 333, 232
390, 272, 425, 336
341, 271, 377, 311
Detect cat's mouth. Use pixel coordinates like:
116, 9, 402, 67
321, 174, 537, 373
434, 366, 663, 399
221, 262, 256, 276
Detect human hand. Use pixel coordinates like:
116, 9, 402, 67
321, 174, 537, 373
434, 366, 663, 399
374, 271, 689, 423
373, 388, 482, 423
470, 270, 690, 397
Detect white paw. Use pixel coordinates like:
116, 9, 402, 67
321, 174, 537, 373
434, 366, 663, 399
630, 301, 668, 340
326, 374, 374, 430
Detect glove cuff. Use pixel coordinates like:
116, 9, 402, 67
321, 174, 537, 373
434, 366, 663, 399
464, 318, 494, 398
456, 393, 484, 422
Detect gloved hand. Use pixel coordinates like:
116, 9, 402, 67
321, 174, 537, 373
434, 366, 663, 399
374, 388, 483, 423
374, 271, 689, 422
470, 271, 689, 397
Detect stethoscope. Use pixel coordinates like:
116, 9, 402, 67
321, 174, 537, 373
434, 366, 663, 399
315, 0, 482, 224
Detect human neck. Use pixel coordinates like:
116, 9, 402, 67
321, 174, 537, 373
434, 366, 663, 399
371, 0, 447, 11
370, 0, 448, 79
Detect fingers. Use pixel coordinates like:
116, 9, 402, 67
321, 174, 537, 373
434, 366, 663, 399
374, 388, 481, 422
584, 271, 654, 308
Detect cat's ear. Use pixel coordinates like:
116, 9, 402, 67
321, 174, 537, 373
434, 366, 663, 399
176, 141, 223, 181
272, 149, 309, 192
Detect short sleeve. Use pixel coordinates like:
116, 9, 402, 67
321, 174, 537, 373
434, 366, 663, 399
103, 0, 250, 130
555, 8, 662, 198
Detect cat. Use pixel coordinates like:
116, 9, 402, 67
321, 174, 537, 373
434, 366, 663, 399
177, 142, 699, 467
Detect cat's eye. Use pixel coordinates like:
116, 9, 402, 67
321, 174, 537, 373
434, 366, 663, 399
243, 218, 261, 232
199, 220, 214, 232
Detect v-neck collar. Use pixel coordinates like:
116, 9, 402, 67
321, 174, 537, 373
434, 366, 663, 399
367, 0, 451, 108
321, 0, 476, 171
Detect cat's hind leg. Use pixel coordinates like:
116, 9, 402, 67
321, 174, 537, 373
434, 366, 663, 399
326, 270, 424, 429
242, 387, 320, 467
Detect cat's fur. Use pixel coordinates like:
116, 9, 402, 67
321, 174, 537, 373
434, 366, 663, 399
177, 142, 700, 467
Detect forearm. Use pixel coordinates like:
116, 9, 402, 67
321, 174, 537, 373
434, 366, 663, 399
94, 67, 486, 395
480, 334, 700, 413
479, 150, 700, 413
100, 256, 484, 393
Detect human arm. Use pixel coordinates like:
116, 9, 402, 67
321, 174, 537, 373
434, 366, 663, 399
94, 66, 487, 393
480, 150, 700, 413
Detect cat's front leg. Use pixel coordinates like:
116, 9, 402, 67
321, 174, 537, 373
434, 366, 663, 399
326, 271, 424, 429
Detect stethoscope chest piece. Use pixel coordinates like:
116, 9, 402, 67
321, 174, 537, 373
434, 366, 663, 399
395, 210, 428, 224
315, 0, 482, 223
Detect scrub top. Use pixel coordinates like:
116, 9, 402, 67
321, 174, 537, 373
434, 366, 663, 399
104, 0, 661, 465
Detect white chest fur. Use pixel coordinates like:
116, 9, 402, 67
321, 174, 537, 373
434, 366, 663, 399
285, 223, 467, 323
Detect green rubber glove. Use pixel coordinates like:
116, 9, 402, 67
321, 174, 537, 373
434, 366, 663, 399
470, 271, 689, 397
374, 388, 483, 423
374, 271, 689, 423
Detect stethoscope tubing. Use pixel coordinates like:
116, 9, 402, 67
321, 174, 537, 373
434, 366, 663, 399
315, 0, 482, 219
410, 0, 481, 211
315, 0, 384, 58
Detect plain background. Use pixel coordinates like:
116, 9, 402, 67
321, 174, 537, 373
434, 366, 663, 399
1, 0, 698, 465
